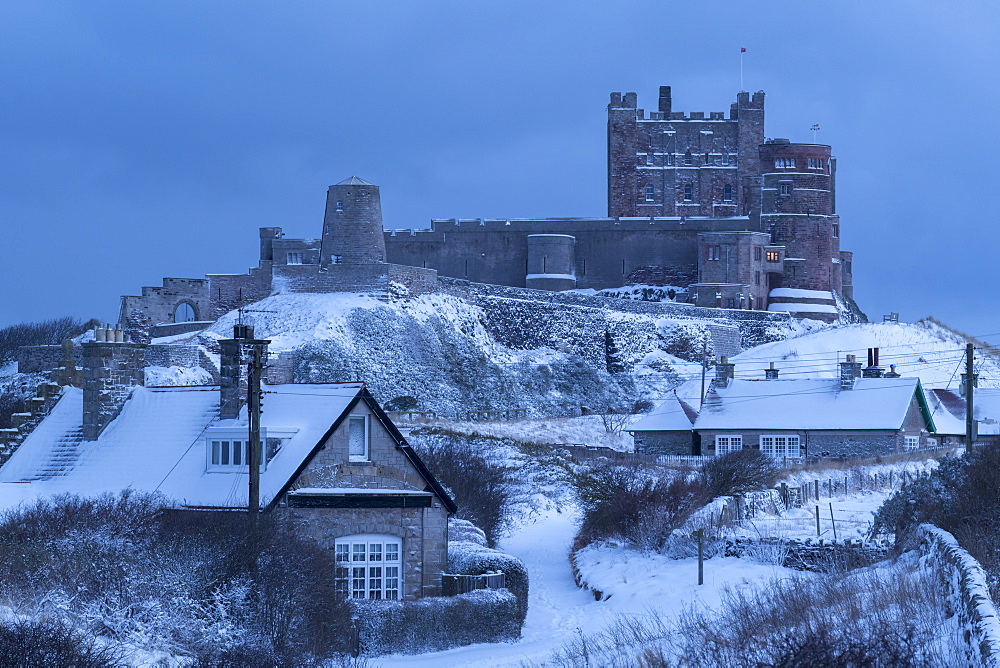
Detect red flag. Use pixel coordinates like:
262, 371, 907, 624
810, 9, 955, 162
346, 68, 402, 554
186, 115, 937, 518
741, 47, 747, 53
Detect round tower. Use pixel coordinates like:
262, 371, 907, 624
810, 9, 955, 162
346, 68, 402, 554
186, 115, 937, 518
525, 234, 576, 291
320, 177, 387, 266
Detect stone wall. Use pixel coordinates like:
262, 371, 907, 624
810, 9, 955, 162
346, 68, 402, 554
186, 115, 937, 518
18, 345, 81, 374
914, 524, 1000, 666
272, 263, 438, 296
82, 342, 146, 440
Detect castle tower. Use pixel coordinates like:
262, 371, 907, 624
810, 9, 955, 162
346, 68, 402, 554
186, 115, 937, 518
607, 86, 764, 219
320, 176, 387, 266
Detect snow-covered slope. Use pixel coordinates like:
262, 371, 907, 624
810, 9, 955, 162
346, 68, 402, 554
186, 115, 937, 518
732, 321, 999, 389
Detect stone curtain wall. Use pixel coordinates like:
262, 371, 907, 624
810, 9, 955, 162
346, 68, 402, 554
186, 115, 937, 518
17, 345, 81, 374
915, 524, 1000, 666
20, 343, 219, 384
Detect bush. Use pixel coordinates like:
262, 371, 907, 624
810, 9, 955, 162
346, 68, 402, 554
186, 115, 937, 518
0, 619, 122, 667
573, 463, 709, 551
353, 588, 521, 656
699, 449, 780, 498
0, 491, 354, 662
0, 316, 99, 364
448, 530, 530, 621
413, 437, 519, 546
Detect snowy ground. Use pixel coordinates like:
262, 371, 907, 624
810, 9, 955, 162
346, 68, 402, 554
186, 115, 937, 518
375, 507, 799, 667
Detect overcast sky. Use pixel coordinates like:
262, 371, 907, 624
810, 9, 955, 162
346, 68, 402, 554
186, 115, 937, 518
2, 1, 1000, 338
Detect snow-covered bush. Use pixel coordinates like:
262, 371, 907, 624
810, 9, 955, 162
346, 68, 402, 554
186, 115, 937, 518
572, 463, 709, 552
448, 528, 529, 620
0, 492, 353, 662
0, 372, 46, 428
353, 588, 520, 656
699, 449, 781, 498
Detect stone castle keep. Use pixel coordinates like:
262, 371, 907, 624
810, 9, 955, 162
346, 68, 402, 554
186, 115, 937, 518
118, 84, 857, 336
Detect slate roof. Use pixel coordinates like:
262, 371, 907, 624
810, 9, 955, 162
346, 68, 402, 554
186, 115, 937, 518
335, 176, 374, 186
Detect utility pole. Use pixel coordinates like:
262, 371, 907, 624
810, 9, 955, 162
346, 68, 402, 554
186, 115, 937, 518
247, 341, 264, 513
966, 343, 976, 448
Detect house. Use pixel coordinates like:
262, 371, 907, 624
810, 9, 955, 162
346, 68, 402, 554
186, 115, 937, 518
629, 357, 940, 460
628, 393, 699, 455
0, 329, 456, 601
927, 387, 1000, 447
695, 357, 937, 460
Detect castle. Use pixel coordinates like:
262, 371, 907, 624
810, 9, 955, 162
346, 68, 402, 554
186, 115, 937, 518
118, 85, 856, 338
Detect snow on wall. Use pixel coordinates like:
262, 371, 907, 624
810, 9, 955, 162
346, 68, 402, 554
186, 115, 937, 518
915, 524, 1000, 666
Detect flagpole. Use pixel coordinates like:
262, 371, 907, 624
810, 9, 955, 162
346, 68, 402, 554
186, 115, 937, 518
740, 50, 744, 91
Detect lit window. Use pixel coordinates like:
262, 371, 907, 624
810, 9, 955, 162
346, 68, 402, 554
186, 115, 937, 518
684, 151, 692, 166
760, 435, 801, 460
645, 184, 655, 201
349, 415, 368, 461
707, 245, 720, 261
715, 435, 743, 455
904, 436, 920, 451
287, 252, 304, 265
766, 250, 780, 262
335, 535, 402, 600
683, 184, 693, 201
723, 184, 733, 202
780, 183, 792, 196
775, 158, 795, 169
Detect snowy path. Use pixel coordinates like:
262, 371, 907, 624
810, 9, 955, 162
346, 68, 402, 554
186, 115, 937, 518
374, 508, 796, 667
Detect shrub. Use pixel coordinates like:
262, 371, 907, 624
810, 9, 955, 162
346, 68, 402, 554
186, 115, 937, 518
0, 618, 122, 667
0, 491, 354, 662
699, 449, 780, 498
353, 588, 521, 656
0, 316, 99, 364
413, 437, 519, 546
448, 533, 530, 621
573, 463, 709, 551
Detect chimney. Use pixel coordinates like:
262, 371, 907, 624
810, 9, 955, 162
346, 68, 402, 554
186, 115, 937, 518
82, 340, 146, 439
714, 356, 735, 389
765, 362, 779, 379
219, 324, 254, 419
658, 85, 672, 114
840, 354, 862, 390
884, 364, 900, 379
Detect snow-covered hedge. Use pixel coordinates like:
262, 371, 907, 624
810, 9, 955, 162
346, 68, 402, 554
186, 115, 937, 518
915, 524, 1000, 666
448, 527, 530, 619
352, 588, 521, 656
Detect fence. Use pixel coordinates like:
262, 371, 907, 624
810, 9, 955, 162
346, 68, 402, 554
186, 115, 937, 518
441, 571, 507, 596
457, 409, 527, 422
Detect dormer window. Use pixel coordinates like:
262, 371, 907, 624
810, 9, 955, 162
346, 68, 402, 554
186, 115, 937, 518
210, 438, 247, 468
349, 415, 369, 462
206, 427, 297, 472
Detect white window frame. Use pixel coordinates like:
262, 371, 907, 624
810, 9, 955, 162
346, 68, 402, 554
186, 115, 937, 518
335, 534, 402, 600
779, 183, 792, 196
715, 435, 743, 455
286, 251, 304, 265
645, 183, 655, 202
904, 435, 920, 451
348, 414, 369, 462
760, 435, 801, 461
775, 157, 795, 169
723, 184, 733, 202
206, 427, 296, 472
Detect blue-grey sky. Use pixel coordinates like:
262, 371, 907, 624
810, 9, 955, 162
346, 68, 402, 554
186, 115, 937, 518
2, 1, 999, 337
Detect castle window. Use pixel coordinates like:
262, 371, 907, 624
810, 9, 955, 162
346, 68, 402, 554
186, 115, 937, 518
334, 255, 343, 264
666, 154, 675, 166
684, 151, 692, 166
286, 252, 304, 265
808, 158, 825, 170
722, 152, 730, 165
845, 261, 852, 274
683, 184, 693, 201
707, 245, 720, 261
723, 184, 733, 202
775, 158, 795, 169
336, 200, 344, 212
766, 250, 780, 263
725, 298, 736, 308
349, 415, 369, 462
755, 271, 761, 285
832, 224, 839, 238
174, 302, 196, 323
754, 246, 762, 261
645, 184, 655, 201
779, 183, 792, 196
335, 535, 402, 600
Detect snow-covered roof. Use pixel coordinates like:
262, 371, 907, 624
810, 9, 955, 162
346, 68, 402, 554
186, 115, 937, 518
927, 388, 1000, 436
694, 377, 932, 432
628, 395, 697, 432
0, 383, 368, 510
